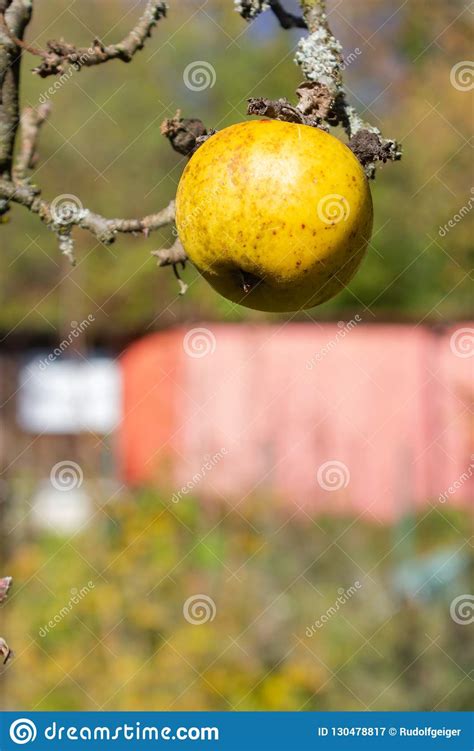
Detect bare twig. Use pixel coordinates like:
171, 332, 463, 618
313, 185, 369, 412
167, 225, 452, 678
13, 102, 51, 182
236, 0, 306, 28
0, 94, 175, 263
2, 1, 168, 78
152, 238, 188, 294
0, 177, 175, 243
152, 237, 187, 267
269, 1, 307, 29
0, 0, 32, 187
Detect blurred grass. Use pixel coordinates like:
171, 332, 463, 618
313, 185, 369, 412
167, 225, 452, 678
2, 490, 472, 710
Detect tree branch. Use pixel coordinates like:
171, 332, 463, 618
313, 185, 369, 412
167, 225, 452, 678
0, 176, 175, 244
1, 0, 167, 78
13, 101, 51, 181
152, 238, 188, 294
0, 1, 176, 272
296, 1, 401, 176
235, 1, 306, 29
239, 0, 401, 177
0, 0, 32, 188
269, 1, 307, 29
152, 237, 187, 267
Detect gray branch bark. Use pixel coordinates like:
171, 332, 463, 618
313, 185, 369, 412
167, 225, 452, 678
0, 0, 32, 191
13, 100, 50, 181
1, 0, 167, 77
0, 175, 175, 243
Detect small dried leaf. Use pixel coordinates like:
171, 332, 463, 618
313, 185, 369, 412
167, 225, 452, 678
295, 81, 334, 119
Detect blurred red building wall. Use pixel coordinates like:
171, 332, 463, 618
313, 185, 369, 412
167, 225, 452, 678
119, 323, 473, 520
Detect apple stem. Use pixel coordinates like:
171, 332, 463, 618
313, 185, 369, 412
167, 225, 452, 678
240, 270, 262, 294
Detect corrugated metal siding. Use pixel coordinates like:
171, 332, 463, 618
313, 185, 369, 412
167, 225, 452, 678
119, 324, 474, 519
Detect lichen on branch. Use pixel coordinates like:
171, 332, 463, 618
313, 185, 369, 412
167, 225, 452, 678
239, 0, 401, 177
234, 0, 270, 21
295, 3, 343, 91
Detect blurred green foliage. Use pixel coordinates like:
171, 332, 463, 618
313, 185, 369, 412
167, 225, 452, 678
0, 0, 472, 338
2, 490, 472, 710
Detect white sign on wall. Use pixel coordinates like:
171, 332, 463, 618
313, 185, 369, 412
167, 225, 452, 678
17, 356, 122, 434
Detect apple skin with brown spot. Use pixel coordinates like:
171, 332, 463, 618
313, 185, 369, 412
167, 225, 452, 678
176, 120, 373, 312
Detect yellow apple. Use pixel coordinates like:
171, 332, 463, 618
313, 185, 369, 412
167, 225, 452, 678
175, 120, 373, 312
